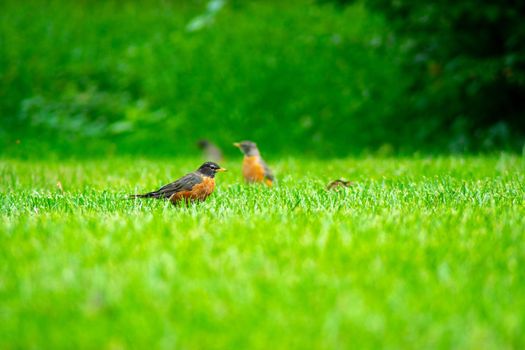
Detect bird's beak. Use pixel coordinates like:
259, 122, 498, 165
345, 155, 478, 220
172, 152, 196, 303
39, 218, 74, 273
217, 168, 227, 172
233, 142, 240, 148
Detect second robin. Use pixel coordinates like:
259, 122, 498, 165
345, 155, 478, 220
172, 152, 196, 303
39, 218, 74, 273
130, 161, 227, 205
233, 140, 274, 186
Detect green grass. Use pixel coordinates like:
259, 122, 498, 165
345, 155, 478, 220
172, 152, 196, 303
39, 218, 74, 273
1, 155, 524, 349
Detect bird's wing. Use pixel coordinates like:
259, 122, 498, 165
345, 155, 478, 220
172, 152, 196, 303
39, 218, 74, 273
155, 172, 203, 198
260, 158, 274, 181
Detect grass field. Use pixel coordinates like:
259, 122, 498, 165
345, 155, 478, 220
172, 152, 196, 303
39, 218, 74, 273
1, 155, 524, 349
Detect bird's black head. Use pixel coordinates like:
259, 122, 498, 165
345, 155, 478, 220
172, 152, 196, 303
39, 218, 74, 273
233, 140, 259, 156
197, 161, 227, 178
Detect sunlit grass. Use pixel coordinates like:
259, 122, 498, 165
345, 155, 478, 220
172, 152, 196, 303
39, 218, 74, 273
1, 155, 524, 349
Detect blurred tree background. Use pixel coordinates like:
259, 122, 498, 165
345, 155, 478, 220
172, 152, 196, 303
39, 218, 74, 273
1, 0, 523, 158
350, 0, 525, 152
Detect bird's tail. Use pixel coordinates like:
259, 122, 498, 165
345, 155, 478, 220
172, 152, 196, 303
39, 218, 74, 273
128, 191, 160, 199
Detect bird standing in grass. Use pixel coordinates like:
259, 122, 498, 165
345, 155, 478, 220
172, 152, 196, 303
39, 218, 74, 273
326, 179, 354, 191
197, 139, 223, 162
233, 140, 274, 186
130, 162, 227, 205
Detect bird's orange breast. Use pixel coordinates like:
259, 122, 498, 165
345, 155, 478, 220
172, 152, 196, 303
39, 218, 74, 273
169, 176, 215, 204
242, 156, 265, 183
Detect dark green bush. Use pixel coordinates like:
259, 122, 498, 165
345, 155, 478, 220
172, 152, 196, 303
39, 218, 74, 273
355, 0, 525, 151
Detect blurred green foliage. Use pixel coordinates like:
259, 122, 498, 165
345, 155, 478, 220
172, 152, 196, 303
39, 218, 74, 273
0, 0, 404, 157
1, 0, 522, 157
338, 0, 525, 152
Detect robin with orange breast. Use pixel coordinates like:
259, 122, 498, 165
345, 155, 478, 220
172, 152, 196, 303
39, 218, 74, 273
130, 161, 227, 205
233, 140, 274, 186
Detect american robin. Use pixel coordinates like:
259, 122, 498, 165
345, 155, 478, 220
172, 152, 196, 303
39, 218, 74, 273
197, 139, 223, 162
130, 161, 226, 205
326, 179, 354, 191
233, 140, 274, 186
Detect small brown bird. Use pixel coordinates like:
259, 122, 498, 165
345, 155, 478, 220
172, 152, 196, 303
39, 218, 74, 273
130, 162, 226, 205
233, 140, 274, 186
326, 179, 354, 191
197, 139, 223, 162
